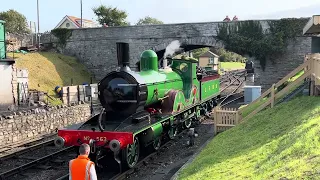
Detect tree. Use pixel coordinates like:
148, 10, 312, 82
0, 9, 30, 34
191, 48, 209, 59
136, 16, 163, 25
92, 5, 129, 26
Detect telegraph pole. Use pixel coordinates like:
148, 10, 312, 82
80, 0, 83, 28
37, 0, 40, 50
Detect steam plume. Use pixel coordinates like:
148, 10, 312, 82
163, 40, 181, 59
162, 40, 181, 69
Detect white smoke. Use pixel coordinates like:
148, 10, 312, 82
163, 40, 181, 59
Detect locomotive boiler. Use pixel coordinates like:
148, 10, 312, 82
54, 42, 221, 170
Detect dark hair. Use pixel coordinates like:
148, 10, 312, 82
79, 143, 90, 155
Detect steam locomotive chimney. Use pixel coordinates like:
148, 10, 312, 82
116, 42, 131, 71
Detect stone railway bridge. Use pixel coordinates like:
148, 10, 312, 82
41, 20, 312, 91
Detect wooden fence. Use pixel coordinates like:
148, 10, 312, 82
213, 107, 241, 134
61, 84, 98, 105
212, 53, 320, 135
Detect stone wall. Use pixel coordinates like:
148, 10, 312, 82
253, 37, 312, 91
40, 20, 274, 81
40, 20, 311, 90
0, 103, 90, 146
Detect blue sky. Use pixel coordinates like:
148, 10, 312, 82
1, 0, 320, 32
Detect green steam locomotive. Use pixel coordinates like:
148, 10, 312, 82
55, 42, 221, 170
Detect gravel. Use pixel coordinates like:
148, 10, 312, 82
10, 149, 77, 180
125, 118, 214, 180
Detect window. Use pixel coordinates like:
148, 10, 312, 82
209, 57, 214, 64
66, 23, 70, 28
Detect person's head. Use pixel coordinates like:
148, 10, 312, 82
79, 143, 90, 156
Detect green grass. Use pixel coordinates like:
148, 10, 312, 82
220, 62, 245, 71
240, 69, 306, 119
239, 97, 268, 118
178, 96, 320, 180
8, 52, 94, 105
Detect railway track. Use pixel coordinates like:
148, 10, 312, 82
0, 134, 58, 156
219, 70, 246, 107
0, 139, 77, 180
0, 70, 246, 180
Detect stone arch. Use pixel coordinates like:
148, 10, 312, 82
135, 36, 224, 69
152, 36, 224, 60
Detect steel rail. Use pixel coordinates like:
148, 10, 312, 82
219, 76, 245, 106
220, 70, 246, 93
0, 139, 54, 161
221, 95, 244, 107
0, 133, 58, 154
0, 146, 75, 180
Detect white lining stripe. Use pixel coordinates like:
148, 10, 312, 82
85, 161, 92, 180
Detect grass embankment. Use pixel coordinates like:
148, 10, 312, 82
240, 69, 306, 118
178, 96, 320, 180
9, 52, 93, 105
220, 62, 245, 71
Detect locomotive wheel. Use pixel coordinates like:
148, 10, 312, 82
153, 137, 162, 151
122, 137, 140, 169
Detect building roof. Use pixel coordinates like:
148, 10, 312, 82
199, 51, 219, 58
54, 15, 95, 29
303, 15, 320, 35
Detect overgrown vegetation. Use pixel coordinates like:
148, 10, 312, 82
92, 5, 129, 26
0, 9, 30, 34
191, 47, 246, 63
216, 48, 246, 63
216, 18, 308, 70
136, 16, 163, 25
178, 96, 320, 180
9, 52, 94, 105
191, 48, 210, 59
51, 28, 73, 49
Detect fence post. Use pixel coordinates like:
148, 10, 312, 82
235, 110, 239, 125
310, 74, 315, 96
271, 84, 275, 108
213, 106, 218, 135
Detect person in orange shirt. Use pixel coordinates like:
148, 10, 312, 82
69, 143, 98, 180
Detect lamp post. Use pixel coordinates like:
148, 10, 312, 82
37, 0, 40, 51
80, 0, 83, 28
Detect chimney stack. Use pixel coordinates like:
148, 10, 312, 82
116, 42, 131, 71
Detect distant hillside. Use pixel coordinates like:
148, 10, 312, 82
9, 52, 94, 105
178, 96, 320, 180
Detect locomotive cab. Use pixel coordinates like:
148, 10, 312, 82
245, 60, 254, 74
